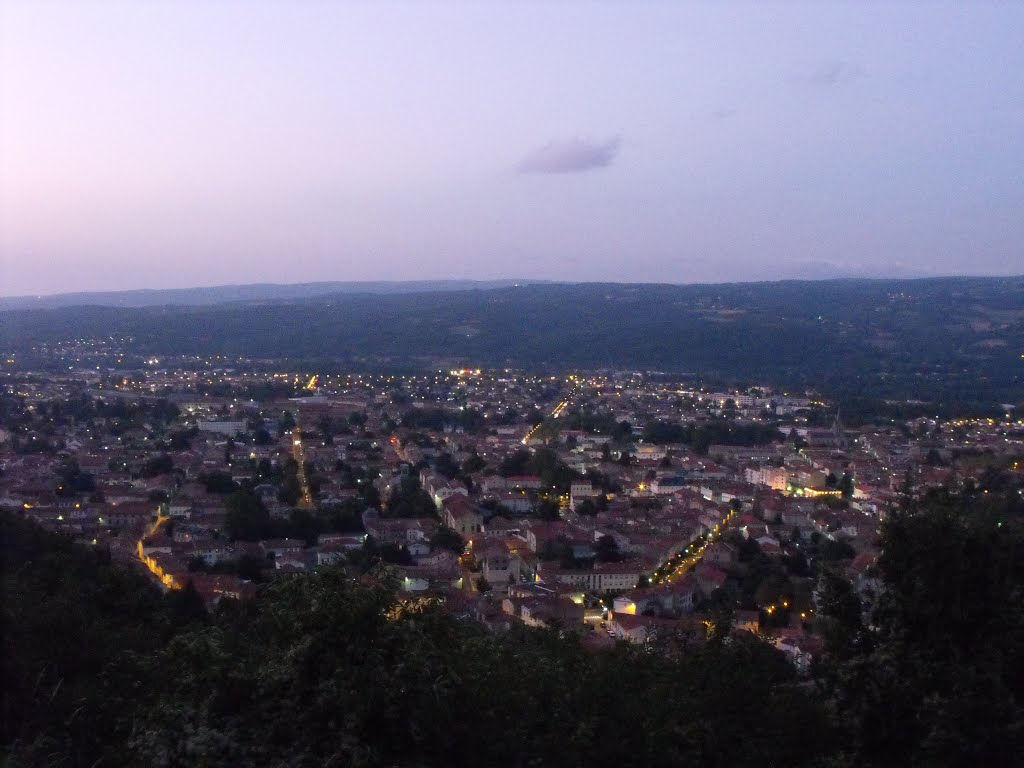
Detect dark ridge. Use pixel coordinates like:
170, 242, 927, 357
1, 276, 1021, 406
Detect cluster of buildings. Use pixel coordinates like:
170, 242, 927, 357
2, 363, 1022, 669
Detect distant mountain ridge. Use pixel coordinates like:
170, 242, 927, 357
1, 276, 1021, 408
0, 279, 548, 309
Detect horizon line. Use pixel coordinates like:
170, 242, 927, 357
3, 272, 1023, 302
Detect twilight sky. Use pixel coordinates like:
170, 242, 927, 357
1, 1, 1022, 296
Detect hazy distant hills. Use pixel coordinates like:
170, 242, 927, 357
2, 277, 1022, 407
0, 280, 544, 309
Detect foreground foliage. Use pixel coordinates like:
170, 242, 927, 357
2, 475, 1022, 766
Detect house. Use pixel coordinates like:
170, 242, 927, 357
442, 495, 483, 538
766, 629, 823, 674
780, 507, 812, 530
184, 542, 234, 567
634, 445, 667, 462
197, 420, 247, 436
658, 573, 700, 613
745, 465, 788, 491
318, 532, 367, 549
481, 515, 519, 535
569, 481, 600, 510
187, 573, 259, 607
702, 541, 737, 566
693, 562, 728, 595
480, 476, 510, 495
493, 490, 535, 515
166, 501, 192, 519
613, 588, 658, 616
259, 538, 304, 559
513, 596, 585, 628
538, 560, 643, 593
476, 540, 522, 587
650, 475, 688, 494
733, 609, 761, 634
363, 516, 436, 547
526, 521, 581, 554
608, 613, 704, 645
505, 475, 543, 490
103, 502, 158, 527
316, 543, 349, 566
274, 553, 308, 570
428, 478, 469, 511
393, 569, 430, 592
756, 535, 782, 555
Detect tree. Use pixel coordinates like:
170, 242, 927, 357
140, 453, 173, 478
318, 416, 335, 445
462, 452, 486, 474
277, 410, 296, 437
167, 580, 208, 626
430, 525, 465, 554
278, 475, 302, 506
201, 470, 238, 495
817, 537, 855, 561
534, 498, 561, 521
824, 481, 1024, 766
498, 449, 531, 477
837, 472, 854, 499
3, 510, 847, 768
225, 490, 271, 541
575, 499, 597, 516
385, 475, 436, 518
816, 569, 866, 661
237, 552, 271, 581
595, 534, 623, 563
538, 536, 572, 564
784, 549, 809, 577
379, 543, 415, 565
434, 452, 460, 479
54, 458, 96, 496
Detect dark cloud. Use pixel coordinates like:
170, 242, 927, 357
518, 136, 621, 174
804, 60, 864, 87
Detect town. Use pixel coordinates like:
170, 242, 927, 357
3, 352, 1021, 672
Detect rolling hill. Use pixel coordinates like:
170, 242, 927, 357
2, 277, 1021, 408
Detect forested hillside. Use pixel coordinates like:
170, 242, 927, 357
3, 278, 1021, 407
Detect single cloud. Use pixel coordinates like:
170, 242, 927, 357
804, 60, 864, 87
518, 136, 621, 174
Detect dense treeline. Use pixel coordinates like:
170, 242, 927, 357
3, 277, 1022, 407
822, 482, 1024, 765
2, 474, 1023, 767
498, 447, 579, 492
641, 419, 783, 453
400, 407, 487, 434
0, 515, 198, 763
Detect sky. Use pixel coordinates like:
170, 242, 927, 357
1, 1, 1022, 296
